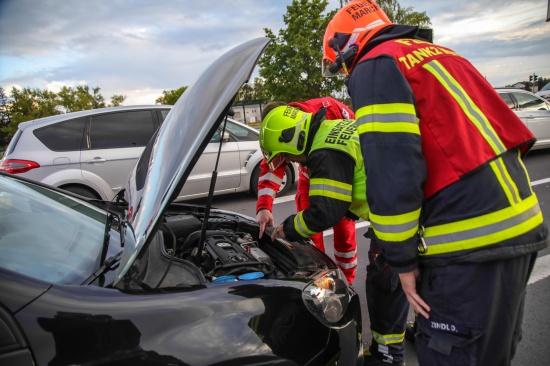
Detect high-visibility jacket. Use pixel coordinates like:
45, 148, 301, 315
282, 118, 369, 241
347, 25, 548, 270
256, 97, 354, 213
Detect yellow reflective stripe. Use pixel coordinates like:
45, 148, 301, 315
357, 122, 420, 135
517, 150, 535, 195
422, 194, 543, 256
309, 178, 352, 202
294, 211, 316, 238
489, 158, 520, 205
371, 330, 405, 345
370, 208, 421, 242
423, 60, 506, 155
356, 103, 419, 135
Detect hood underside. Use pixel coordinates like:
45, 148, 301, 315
115, 37, 271, 284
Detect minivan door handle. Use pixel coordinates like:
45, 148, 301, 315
85, 157, 107, 164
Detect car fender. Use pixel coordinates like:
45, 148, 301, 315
243, 149, 265, 191
41, 169, 110, 200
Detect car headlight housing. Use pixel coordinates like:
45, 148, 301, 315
302, 270, 349, 325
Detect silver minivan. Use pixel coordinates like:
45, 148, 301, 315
1, 105, 296, 200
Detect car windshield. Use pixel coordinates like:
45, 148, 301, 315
0, 175, 122, 285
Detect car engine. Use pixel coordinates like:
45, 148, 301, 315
118, 204, 336, 290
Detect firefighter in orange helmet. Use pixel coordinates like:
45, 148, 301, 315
323, 1, 549, 366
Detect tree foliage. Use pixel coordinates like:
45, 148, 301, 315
0, 86, 12, 149
155, 86, 187, 105
259, 0, 345, 102
377, 0, 431, 28
237, 77, 268, 101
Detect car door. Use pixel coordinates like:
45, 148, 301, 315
80, 109, 160, 200
178, 124, 243, 198
512, 91, 550, 146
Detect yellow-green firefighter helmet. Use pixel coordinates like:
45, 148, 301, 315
259, 106, 312, 171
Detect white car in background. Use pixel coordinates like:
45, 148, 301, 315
536, 82, 550, 101
496, 88, 550, 150
0, 105, 296, 201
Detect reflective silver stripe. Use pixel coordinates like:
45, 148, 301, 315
493, 158, 520, 204
356, 112, 417, 126
425, 60, 507, 154
257, 187, 276, 199
335, 258, 358, 269
425, 204, 541, 246
258, 172, 283, 185
334, 249, 357, 258
309, 183, 351, 196
371, 219, 418, 234
372, 331, 405, 344
295, 212, 315, 237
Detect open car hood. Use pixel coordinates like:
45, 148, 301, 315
114, 37, 271, 284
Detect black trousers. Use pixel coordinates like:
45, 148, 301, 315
365, 239, 409, 363
415, 253, 537, 366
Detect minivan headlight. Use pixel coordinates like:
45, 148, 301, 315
302, 270, 349, 325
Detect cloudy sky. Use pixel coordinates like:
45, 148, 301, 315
1, 0, 548, 105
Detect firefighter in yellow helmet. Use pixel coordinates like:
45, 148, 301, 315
323, 1, 549, 366
260, 104, 369, 252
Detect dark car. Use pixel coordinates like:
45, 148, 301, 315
0, 37, 363, 366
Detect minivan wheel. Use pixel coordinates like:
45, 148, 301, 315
250, 164, 293, 197
61, 185, 101, 200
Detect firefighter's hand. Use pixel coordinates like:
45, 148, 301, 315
399, 269, 431, 319
271, 224, 286, 242
256, 209, 274, 238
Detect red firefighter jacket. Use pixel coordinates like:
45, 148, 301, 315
347, 25, 548, 270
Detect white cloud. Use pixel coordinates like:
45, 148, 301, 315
1, 0, 549, 104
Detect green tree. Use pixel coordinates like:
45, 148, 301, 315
236, 78, 268, 102
237, 83, 254, 101
251, 77, 268, 100
0, 86, 12, 149
155, 86, 187, 105
378, 0, 431, 28
259, 0, 345, 102
110, 94, 126, 106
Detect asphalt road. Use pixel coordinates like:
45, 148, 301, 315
189, 148, 550, 365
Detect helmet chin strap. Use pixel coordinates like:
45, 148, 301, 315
328, 39, 358, 76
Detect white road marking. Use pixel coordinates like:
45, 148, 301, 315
531, 177, 550, 186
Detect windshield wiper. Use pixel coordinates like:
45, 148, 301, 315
80, 252, 122, 286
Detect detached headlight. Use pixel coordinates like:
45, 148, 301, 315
302, 270, 349, 325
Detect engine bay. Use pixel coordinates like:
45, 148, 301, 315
118, 204, 336, 290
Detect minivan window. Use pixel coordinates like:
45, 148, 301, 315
33, 117, 86, 152
513, 92, 548, 111
88, 110, 156, 149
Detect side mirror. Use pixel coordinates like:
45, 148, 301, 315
221, 132, 231, 142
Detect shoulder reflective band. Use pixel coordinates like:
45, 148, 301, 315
422, 60, 506, 155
